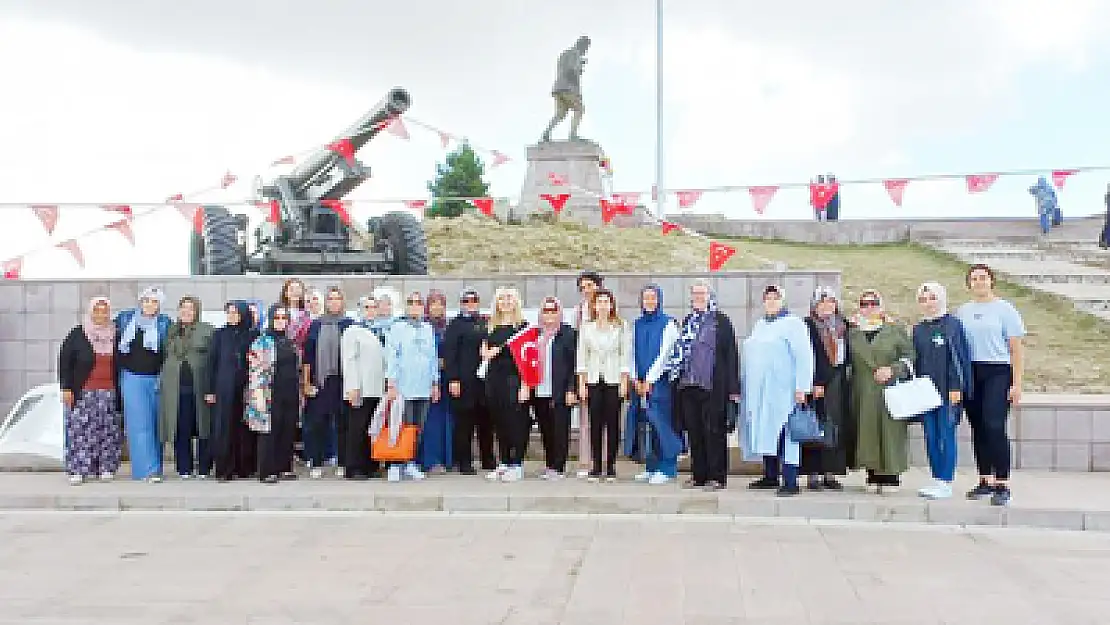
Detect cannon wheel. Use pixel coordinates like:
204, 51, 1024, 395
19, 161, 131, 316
193, 205, 244, 275
378, 211, 428, 275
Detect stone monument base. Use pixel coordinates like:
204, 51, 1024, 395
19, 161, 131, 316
516, 140, 608, 226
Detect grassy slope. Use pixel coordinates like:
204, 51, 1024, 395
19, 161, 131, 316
426, 216, 1110, 392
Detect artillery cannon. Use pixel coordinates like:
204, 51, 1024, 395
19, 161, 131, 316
189, 87, 428, 276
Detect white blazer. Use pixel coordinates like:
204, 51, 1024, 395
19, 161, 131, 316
340, 326, 386, 398
576, 319, 632, 385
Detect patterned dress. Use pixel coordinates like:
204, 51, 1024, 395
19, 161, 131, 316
66, 390, 123, 477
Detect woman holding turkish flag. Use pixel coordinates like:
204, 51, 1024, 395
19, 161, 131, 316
576, 289, 632, 482
480, 287, 531, 483
528, 297, 578, 479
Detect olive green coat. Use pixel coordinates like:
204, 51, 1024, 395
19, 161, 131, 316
847, 323, 915, 476
158, 321, 215, 443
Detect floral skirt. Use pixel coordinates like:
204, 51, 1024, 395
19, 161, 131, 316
65, 389, 123, 477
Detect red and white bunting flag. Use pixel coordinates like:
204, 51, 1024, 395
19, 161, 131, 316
1051, 169, 1077, 190
809, 181, 839, 211
108, 219, 135, 246
437, 130, 451, 149
599, 199, 618, 224
540, 192, 570, 214
385, 117, 410, 140
166, 193, 184, 202
175, 203, 201, 233
470, 197, 495, 217
101, 204, 133, 221
57, 239, 85, 268
611, 192, 640, 206
271, 155, 296, 166
547, 172, 567, 186
708, 241, 736, 272
30, 204, 59, 234
320, 199, 352, 225
255, 200, 280, 224
675, 190, 703, 210
327, 139, 356, 165
2, 256, 23, 280
490, 151, 510, 168
661, 221, 680, 235
748, 186, 778, 214
883, 179, 909, 207
403, 199, 428, 212
220, 171, 238, 189
965, 174, 998, 194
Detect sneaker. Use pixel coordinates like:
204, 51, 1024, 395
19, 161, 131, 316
404, 463, 426, 481
179, 473, 192, 480
918, 480, 941, 498
923, 482, 953, 500
703, 480, 726, 492
990, 485, 1012, 507
486, 465, 508, 481
586, 472, 601, 483
147, 476, 163, 484
648, 473, 673, 485
386, 465, 402, 482
966, 481, 994, 500
822, 477, 842, 490
458, 466, 477, 476
68, 474, 83, 486
99, 472, 114, 482
604, 470, 617, 483
309, 467, 324, 480
777, 485, 801, 497
335, 467, 346, 479
261, 475, 279, 484
576, 469, 590, 479
807, 476, 824, 491
681, 478, 705, 489
748, 477, 779, 490
633, 471, 652, 482
501, 465, 523, 482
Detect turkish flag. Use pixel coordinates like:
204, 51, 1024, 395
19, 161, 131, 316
30, 204, 59, 234
883, 179, 909, 207
102, 204, 133, 220
471, 197, 495, 217
506, 326, 541, 387
320, 199, 352, 225
108, 219, 135, 246
809, 182, 838, 211
57, 239, 85, 269
965, 174, 998, 194
437, 130, 451, 148
675, 190, 702, 209
176, 204, 201, 233
600, 199, 618, 224
166, 193, 184, 202
220, 171, 238, 189
708, 241, 736, 272
385, 117, 410, 140
328, 138, 356, 165
748, 186, 778, 214
2, 257, 22, 280
403, 199, 427, 213
661, 221, 680, 235
490, 151, 510, 167
1051, 169, 1077, 190
540, 192, 570, 214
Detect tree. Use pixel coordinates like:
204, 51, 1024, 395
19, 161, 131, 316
426, 143, 490, 218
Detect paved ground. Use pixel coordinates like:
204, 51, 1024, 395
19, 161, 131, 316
1, 510, 1109, 624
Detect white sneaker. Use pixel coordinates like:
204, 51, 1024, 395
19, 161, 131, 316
486, 464, 508, 481
404, 463, 426, 481
99, 472, 114, 482
648, 473, 673, 485
923, 481, 953, 500
147, 476, 163, 484
309, 467, 324, 480
68, 474, 83, 486
501, 465, 523, 482
918, 480, 940, 497
387, 465, 402, 482
546, 470, 565, 481
335, 467, 346, 479
576, 468, 589, 479
633, 471, 652, 482
179, 473, 192, 480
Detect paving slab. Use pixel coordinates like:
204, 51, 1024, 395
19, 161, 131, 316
5, 465, 1110, 533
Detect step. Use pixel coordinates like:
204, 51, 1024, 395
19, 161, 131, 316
1032, 283, 1110, 309
982, 260, 1110, 285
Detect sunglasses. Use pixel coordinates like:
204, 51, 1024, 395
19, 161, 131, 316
859, 301, 880, 308
272, 314, 288, 320
917, 296, 936, 303
407, 299, 423, 305
541, 307, 559, 313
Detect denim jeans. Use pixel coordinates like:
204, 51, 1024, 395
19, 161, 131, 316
921, 403, 958, 482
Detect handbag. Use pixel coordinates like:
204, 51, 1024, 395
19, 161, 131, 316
883, 359, 943, 421
787, 404, 825, 443
371, 425, 420, 462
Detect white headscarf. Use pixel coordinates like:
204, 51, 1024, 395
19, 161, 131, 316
917, 282, 948, 321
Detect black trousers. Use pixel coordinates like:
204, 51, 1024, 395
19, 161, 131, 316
965, 363, 1014, 481
587, 382, 621, 474
257, 396, 298, 480
488, 374, 529, 466
174, 386, 212, 477
345, 398, 381, 477
453, 397, 496, 471
680, 385, 728, 485
531, 396, 571, 472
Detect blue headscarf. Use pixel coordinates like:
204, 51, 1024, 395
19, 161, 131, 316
118, 286, 165, 353
665, 285, 719, 380
634, 284, 672, 378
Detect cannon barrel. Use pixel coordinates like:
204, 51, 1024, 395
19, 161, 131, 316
286, 87, 411, 195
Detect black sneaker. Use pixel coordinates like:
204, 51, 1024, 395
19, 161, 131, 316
748, 477, 779, 490
777, 485, 801, 497
682, 478, 706, 489
458, 465, 477, 476
967, 481, 994, 500
807, 477, 824, 491
822, 477, 844, 491
990, 485, 1012, 507
702, 480, 725, 492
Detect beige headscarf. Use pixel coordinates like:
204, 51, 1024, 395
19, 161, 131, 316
917, 282, 948, 321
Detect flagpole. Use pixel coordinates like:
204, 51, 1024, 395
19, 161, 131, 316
654, 0, 665, 219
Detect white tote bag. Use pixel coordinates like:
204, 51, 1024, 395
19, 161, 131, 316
882, 359, 943, 420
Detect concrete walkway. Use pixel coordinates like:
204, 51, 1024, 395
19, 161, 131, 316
6, 463, 1110, 533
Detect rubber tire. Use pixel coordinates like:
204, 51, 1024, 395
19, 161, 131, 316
200, 205, 244, 275
188, 230, 205, 275
377, 211, 428, 275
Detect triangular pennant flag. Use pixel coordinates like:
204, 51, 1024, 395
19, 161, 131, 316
490, 151, 510, 167
57, 239, 85, 268
327, 138, 356, 165
1051, 169, 1077, 190
403, 199, 428, 212
437, 130, 451, 149
320, 199, 352, 225
965, 174, 998, 194
108, 219, 135, 246
30, 204, 59, 234
600, 199, 618, 224
101, 204, 133, 221
470, 198, 495, 217
2, 256, 23, 280
675, 190, 703, 209
883, 179, 909, 207
175, 203, 201, 233
547, 172, 567, 186
661, 221, 680, 235
540, 193, 570, 214
253, 200, 281, 224
220, 171, 237, 189
708, 241, 736, 272
612, 192, 640, 207
385, 117, 410, 140
748, 186, 778, 214
166, 193, 184, 202
271, 155, 296, 166
809, 182, 839, 210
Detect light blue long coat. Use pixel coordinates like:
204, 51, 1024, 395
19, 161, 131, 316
741, 314, 815, 466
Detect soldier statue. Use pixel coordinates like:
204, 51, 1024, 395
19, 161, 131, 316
540, 36, 590, 143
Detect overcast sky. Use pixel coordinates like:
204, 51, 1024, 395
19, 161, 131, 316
2, 0, 1110, 278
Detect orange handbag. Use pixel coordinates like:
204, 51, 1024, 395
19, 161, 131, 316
371, 425, 420, 462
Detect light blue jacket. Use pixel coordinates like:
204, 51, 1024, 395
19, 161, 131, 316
385, 318, 439, 400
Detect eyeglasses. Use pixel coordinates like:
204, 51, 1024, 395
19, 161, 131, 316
541, 308, 559, 313
859, 301, 880, 308
407, 299, 423, 305
272, 314, 288, 320
917, 296, 935, 303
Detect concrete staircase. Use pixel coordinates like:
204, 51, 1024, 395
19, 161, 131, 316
928, 234, 1110, 319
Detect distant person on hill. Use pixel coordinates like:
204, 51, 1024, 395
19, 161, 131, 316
1028, 176, 1061, 234
812, 176, 827, 222
824, 174, 840, 222
1100, 183, 1110, 249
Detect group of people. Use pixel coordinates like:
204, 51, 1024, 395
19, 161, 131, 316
57, 264, 1025, 506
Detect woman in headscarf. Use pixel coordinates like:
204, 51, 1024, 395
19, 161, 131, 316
115, 286, 172, 482
418, 290, 454, 474
278, 278, 311, 474
799, 287, 853, 490
913, 282, 972, 500
1028, 175, 1062, 234
58, 297, 123, 484
381, 291, 440, 482
370, 287, 400, 342
247, 304, 302, 484
743, 285, 814, 497
355, 295, 378, 328
627, 284, 682, 485
159, 296, 215, 479
207, 301, 258, 481
847, 289, 915, 494
341, 296, 387, 480
530, 296, 577, 479
302, 286, 353, 479
307, 289, 325, 319
443, 286, 496, 475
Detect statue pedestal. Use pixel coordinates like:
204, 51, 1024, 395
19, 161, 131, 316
517, 140, 606, 225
